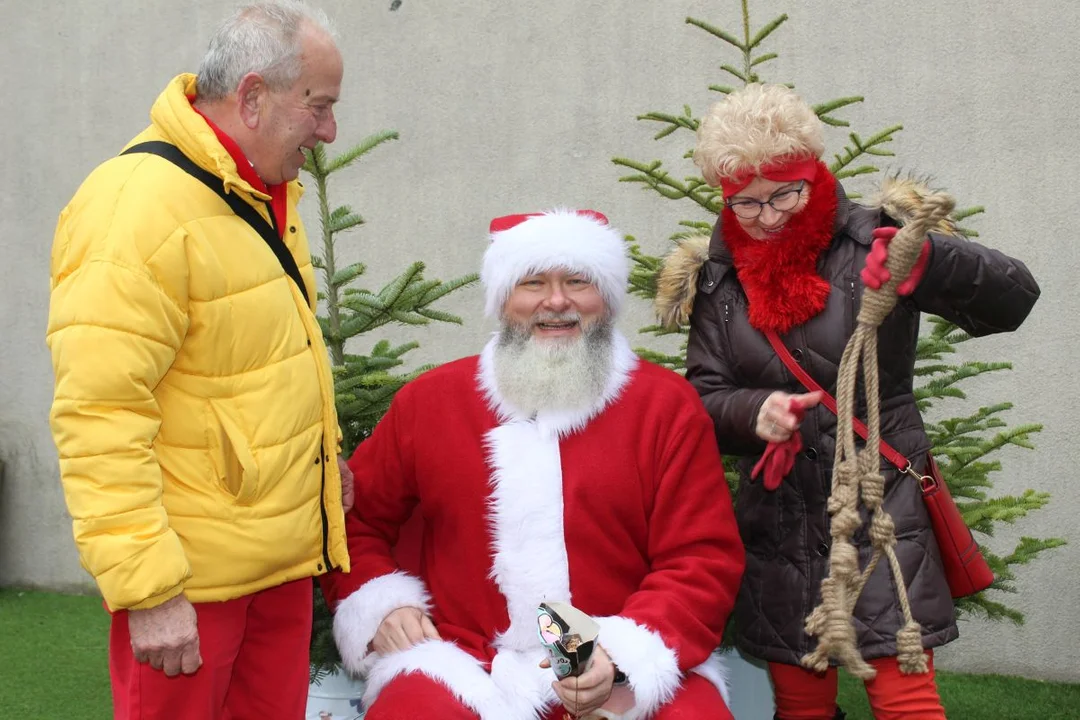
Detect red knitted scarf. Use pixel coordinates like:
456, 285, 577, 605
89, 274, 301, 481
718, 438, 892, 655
722, 167, 838, 333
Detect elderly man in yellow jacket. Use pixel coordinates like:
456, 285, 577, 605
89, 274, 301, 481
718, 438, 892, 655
46, 2, 351, 718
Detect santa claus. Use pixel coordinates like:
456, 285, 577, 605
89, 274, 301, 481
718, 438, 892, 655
320, 209, 746, 719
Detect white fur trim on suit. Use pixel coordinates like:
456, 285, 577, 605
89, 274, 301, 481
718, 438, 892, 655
363, 641, 557, 720
332, 570, 431, 676
477, 330, 638, 439
481, 208, 629, 319
690, 651, 733, 709
485, 418, 570, 650
595, 615, 682, 719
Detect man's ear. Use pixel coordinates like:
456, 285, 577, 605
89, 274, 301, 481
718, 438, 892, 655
236, 72, 266, 129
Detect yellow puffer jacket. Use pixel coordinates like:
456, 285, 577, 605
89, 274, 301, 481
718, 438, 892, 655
47, 74, 349, 611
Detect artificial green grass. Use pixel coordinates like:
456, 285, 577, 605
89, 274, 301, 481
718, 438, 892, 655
836, 664, 1079, 720
0, 588, 112, 720
2, 588, 1078, 719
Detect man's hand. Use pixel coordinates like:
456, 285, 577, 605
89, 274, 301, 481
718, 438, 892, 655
542, 645, 617, 717
372, 607, 441, 655
128, 594, 201, 677
756, 391, 822, 442
338, 455, 354, 513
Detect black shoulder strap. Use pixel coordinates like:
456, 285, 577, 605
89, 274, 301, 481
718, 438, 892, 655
120, 141, 310, 307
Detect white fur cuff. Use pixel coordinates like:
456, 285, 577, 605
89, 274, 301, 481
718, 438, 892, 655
595, 615, 682, 719
332, 571, 432, 676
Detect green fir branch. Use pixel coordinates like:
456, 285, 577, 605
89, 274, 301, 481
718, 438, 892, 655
325, 130, 399, 174
748, 14, 788, 49
685, 17, 746, 51
829, 126, 902, 179
613, 157, 722, 213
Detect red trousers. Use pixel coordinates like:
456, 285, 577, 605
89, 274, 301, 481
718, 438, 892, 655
109, 578, 312, 720
769, 651, 946, 720
365, 671, 733, 720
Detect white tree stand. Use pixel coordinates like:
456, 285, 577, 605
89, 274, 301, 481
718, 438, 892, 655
306, 668, 366, 720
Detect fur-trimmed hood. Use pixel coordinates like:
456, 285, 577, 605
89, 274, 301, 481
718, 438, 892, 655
654, 176, 958, 330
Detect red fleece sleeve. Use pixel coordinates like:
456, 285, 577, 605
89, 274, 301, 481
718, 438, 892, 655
621, 402, 745, 669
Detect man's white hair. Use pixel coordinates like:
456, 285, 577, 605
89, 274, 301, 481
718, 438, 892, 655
196, 1, 337, 101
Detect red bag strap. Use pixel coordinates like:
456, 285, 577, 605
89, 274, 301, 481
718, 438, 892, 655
763, 330, 913, 474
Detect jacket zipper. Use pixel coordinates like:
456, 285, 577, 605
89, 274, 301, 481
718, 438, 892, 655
850, 280, 857, 334
319, 436, 332, 570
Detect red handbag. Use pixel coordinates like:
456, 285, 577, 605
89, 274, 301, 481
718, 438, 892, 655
763, 331, 994, 599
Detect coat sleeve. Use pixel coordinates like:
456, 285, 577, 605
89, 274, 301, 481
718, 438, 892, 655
595, 397, 746, 715
47, 229, 191, 612
909, 232, 1040, 336
685, 282, 773, 456
319, 390, 431, 676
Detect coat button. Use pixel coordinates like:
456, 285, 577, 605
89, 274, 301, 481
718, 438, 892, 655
804, 447, 818, 461
792, 348, 804, 363
706, 280, 715, 287
816, 542, 830, 556
317, 563, 324, 571
290, 225, 297, 233
315, 456, 321, 465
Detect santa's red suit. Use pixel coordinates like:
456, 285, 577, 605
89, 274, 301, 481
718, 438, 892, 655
321, 331, 745, 719
321, 208, 745, 719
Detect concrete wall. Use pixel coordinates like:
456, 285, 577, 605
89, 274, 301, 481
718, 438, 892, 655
1, 0, 1076, 681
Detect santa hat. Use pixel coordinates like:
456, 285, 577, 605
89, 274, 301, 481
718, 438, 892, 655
693, 83, 826, 197
481, 208, 629, 319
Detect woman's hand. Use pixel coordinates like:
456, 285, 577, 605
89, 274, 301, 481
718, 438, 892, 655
862, 226, 930, 295
756, 391, 823, 442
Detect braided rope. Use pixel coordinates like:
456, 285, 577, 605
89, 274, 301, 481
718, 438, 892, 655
801, 192, 955, 680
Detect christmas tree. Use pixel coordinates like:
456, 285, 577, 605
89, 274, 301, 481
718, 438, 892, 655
614, 1, 1063, 625
303, 132, 478, 680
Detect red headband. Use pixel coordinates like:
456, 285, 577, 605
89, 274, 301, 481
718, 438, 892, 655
719, 155, 820, 198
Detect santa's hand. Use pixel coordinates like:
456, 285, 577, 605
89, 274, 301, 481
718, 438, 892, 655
862, 226, 930, 295
372, 607, 441, 654
552, 645, 616, 717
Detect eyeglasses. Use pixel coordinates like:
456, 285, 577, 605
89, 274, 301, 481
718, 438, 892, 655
725, 182, 806, 219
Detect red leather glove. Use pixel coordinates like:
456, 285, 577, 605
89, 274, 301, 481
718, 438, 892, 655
752, 399, 807, 491
861, 226, 930, 295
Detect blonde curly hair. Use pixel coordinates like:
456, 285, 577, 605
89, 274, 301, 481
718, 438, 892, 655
694, 83, 825, 188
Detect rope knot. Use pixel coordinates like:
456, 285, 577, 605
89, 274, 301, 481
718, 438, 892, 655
870, 511, 896, 547
831, 508, 862, 538
860, 472, 885, 509
896, 621, 929, 675
803, 188, 954, 679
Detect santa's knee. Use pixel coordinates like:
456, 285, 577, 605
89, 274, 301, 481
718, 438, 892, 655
364, 672, 479, 720
651, 673, 734, 720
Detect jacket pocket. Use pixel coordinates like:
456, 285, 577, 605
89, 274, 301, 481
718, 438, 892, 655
207, 400, 260, 505
734, 461, 782, 558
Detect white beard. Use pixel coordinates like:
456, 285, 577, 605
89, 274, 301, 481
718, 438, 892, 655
492, 315, 614, 417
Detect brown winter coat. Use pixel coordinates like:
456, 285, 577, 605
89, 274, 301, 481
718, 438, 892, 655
655, 179, 1040, 665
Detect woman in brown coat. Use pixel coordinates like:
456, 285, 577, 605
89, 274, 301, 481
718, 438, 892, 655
656, 83, 1039, 720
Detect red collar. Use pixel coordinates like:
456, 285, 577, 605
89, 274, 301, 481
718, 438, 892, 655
189, 99, 289, 236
